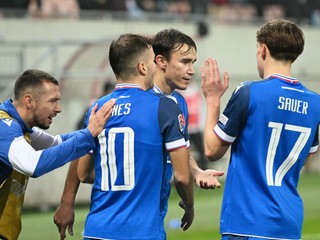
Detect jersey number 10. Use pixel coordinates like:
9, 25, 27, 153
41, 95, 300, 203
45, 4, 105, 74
98, 127, 135, 191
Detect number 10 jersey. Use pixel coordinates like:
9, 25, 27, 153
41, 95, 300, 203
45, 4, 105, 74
83, 84, 187, 240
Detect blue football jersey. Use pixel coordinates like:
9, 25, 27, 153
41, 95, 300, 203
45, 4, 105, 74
0, 99, 94, 178
83, 84, 187, 240
216, 74, 320, 239
149, 85, 190, 234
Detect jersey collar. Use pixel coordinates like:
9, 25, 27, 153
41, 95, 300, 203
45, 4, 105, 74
268, 74, 299, 84
153, 84, 173, 96
115, 83, 143, 90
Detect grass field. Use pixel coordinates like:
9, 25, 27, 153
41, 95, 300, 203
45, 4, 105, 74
19, 173, 320, 240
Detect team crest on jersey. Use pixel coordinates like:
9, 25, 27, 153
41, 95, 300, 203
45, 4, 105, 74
178, 114, 185, 132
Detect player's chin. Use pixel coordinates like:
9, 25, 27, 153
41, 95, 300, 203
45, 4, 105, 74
184, 79, 191, 87
38, 121, 51, 130
178, 83, 188, 90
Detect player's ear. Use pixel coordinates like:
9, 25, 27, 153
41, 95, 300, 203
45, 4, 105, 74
261, 44, 267, 60
24, 94, 34, 110
155, 55, 166, 70
137, 61, 147, 76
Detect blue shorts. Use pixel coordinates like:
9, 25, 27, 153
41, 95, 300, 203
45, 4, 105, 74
84, 238, 104, 240
84, 238, 113, 240
222, 235, 265, 240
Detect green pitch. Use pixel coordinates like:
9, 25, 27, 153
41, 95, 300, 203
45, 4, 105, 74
19, 173, 320, 240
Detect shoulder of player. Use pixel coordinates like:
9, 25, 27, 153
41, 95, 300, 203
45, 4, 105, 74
0, 111, 20, 129
0, 118, 23, 136
233, 79, 265, 95
158, 95, 180, 109
304, 87, 320, 99
172, 90, 184, 98
141, 90, 176, 104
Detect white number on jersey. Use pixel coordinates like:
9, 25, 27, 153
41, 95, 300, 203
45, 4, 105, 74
266, 122, 311, 186
98, 127, 135, 191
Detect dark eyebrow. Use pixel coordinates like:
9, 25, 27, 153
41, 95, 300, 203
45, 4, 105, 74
181, 57, 197, 63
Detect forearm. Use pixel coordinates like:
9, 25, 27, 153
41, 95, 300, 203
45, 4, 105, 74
30, 127, 63, 150
170, 148, 194, 208
54, 161, 80, 239
201, 57, 230, 161
203, 97, 222, 160
174, 175, 194, 209
189, 155, 202, 179
78, 154, 95, 184
59, 160, 80, 207
6, 129, 94, 178
32, 129, 95, 177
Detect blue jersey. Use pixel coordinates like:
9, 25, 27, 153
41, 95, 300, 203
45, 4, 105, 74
0, 99, 94, 178
149, 85, 190, 232
83, 84, 187, 240
216, 74, 320, 239
0, 99, 96, 239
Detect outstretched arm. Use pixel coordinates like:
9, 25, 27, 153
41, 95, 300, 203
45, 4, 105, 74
189, 155, 224, 189
6, 98, 116, 178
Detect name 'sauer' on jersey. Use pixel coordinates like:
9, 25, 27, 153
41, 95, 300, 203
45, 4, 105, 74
278, 96, 308, 115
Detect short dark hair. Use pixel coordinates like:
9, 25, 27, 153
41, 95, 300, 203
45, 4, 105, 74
256, 19, 304, 63
14, 69, 58, 100
152, 28, 197, 61
109, 34, 152, 81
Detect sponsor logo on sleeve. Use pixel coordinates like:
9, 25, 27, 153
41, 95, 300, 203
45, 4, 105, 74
219, 114, 228, 125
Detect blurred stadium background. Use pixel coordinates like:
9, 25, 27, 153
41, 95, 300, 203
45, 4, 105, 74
0, 0, 319, 238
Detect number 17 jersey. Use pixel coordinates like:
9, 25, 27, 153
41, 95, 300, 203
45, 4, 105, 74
216, 74, 319, 239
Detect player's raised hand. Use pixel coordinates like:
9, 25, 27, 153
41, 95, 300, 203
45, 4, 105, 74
178, 200, 194, 231
201, 58, 229, 100
87, 98, 116, 137
194, 169, 224, 189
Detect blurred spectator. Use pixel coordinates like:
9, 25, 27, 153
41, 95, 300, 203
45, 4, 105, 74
166, 0, 191, 15
310, 0, 320, 27
135, 0, 164, 12
249, 0, 284, 20
77, 0, 108, 10
250, 0, 316, 23
189, 0, 210, 37
134, 0, 191, 17
77, 0, 126, 11
282, 0, 317, 24
248, 0, 270, 18
28, 0, 80, 19
212, 0, 229, 5
263, 3, 284, 21
0, 0, 29, 18
215, 0, 256, 24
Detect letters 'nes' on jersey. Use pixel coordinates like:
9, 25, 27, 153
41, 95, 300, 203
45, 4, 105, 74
83, 84, 187, 240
